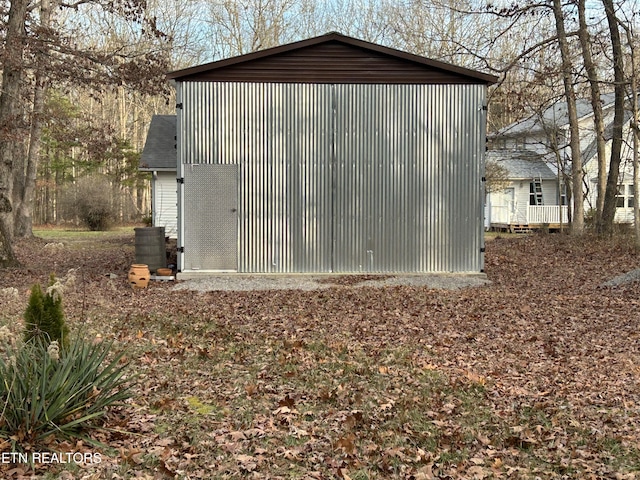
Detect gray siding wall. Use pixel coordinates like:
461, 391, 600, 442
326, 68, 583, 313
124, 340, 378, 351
177, 81, 486, 273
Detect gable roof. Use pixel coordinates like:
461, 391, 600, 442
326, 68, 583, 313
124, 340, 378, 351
167, 32, 498, 85
494, 93, 617, 137
140, 115, 177, 171
487, 149, 556, 180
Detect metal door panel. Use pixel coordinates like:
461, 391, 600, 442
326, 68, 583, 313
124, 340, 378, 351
183, 164, 238, 271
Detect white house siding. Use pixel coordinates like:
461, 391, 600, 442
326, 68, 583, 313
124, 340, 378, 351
487, 179, 560, 226
512, 180, 558, 223
583, 122, 637, 224
153, 171, 177, 238
486, 183, 526, 225
497, 103, 639, 226
514, 182, 531, 223
541, 181, 559, 204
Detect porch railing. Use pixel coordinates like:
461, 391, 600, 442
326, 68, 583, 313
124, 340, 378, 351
527, 205, 569, 224
489, 205, 569, 226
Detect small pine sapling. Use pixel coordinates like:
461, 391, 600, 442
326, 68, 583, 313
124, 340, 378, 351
24, 274, 70, 349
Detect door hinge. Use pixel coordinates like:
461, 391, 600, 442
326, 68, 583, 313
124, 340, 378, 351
177, 247, 185, 253
176, 103, 183, 110
177, 178, 184, 184
480, 247, 486, 253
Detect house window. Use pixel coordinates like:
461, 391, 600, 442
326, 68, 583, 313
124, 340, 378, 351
529, 183, 536, 205
615, 184, 635, 208
559, 183, 567, 205
529, 181, 543, 205
616, 185, 625, 208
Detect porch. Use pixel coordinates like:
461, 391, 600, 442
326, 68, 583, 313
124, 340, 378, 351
487, 205, 570, 232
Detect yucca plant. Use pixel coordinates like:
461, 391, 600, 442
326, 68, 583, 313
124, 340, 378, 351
0, 336, 133, 449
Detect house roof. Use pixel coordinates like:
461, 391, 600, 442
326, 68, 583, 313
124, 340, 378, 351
140, 115, 177, 171
167, 32, 498, 85
494, 92, 617, 137
486, 149, 557, 180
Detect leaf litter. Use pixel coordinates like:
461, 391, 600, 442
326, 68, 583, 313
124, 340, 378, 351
0, 230, 639, 478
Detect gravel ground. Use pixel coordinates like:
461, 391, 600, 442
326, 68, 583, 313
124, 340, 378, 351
172, 273, 490, 292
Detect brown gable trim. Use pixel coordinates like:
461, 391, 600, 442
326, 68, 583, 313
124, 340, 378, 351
167, 32, 498, 85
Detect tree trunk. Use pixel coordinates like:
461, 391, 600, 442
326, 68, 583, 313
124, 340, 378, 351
577, 0, 607, 231
633, 78, 639, 247
600, 0, 626, 235
15, 0, 53, 238
552, 0, 584, 234
0, 0, 30, 266
627, 29, 640, 247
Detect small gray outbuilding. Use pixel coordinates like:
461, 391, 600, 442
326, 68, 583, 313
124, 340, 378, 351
139, 115, 178, 239
164, 32, 497, 275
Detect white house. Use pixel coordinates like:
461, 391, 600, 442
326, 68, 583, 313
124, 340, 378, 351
485, 149, 568, 231
139, 115, 178, 239
488, 93, 638, 228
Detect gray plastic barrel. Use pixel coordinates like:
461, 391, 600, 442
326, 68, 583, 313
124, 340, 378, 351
134, 227, 167, 273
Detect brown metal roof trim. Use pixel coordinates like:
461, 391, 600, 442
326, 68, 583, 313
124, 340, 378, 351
167, 32, 498, 85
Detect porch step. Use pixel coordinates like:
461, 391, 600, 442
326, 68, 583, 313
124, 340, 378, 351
510, 225, 532, 234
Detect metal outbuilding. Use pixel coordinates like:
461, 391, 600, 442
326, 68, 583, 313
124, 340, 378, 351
167, 32, 497, 275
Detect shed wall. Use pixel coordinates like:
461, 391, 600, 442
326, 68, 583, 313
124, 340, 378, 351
178, 82, 486, 273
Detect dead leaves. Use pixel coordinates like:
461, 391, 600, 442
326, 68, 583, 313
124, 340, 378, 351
335, 433, 357, 455
235, 453, 259, 472
3, 231, 640, 478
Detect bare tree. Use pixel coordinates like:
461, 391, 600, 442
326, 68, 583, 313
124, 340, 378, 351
14, 0, 56, 238
577, 0, 607, 230
485, 160, 511, 195
0, 0, 170, 265
600, 0, 626, 234
0, 0, 30, 265
381, 0, 501, 68
618, 3, 640, 245
552, 0, 584, 234
205, 0, 301, 56
632, 46, 640, 246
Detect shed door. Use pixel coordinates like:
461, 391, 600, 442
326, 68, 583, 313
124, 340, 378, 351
183, 164, 238, 271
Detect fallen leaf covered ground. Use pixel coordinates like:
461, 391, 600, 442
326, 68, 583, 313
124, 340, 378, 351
1, 228, 640, 479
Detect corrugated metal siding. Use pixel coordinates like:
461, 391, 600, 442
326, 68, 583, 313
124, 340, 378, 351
332, 84, 484, 272
237, 83, 334, 272
179, 82, 486, 273
181, 82, 334, 272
